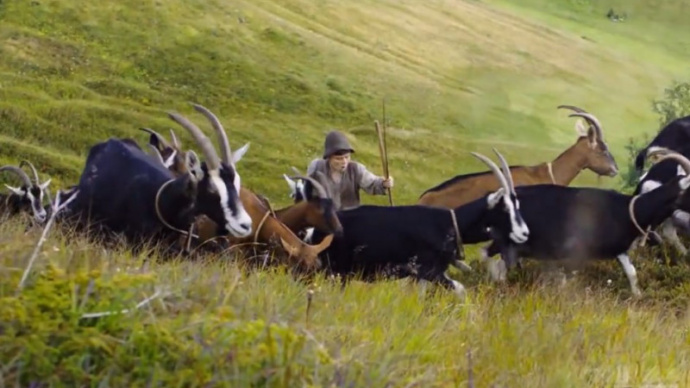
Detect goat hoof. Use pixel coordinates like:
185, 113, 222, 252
450, 279, 467, 300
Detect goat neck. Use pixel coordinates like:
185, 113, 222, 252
226, 187, 333, 271
544, 138, 592, 185
273, 201, 311, 232
156, 172, 199, 232
449, 196, 496, 244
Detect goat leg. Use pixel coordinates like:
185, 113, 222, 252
616, 253, 642, 297
431, 272, 466, 300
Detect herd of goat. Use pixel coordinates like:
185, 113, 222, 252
3, 103, 690, 298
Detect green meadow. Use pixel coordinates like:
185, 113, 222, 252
2, 0, 690, 386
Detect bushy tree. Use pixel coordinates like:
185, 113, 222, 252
651, 81, 690, 128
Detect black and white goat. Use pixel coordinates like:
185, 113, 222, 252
631, 147, 690, 255
66, 105, 253, 253
483, 148, 690, 297
302, 150, 530, 297
634, 115, 690, 173
1, 161, 51, 224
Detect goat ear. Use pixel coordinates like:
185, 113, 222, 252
586, 125, 598, 148
231, 143, 250, 165
283, 174, 297, 195
163, 150, 177, 168
5, 185, 26, 196
39, 179, 52, 190
487, 187, 506, 208
149, 134, 164, 151
279, 237, 299, 257
574, 119, 588, 137
314, 233, 334, 253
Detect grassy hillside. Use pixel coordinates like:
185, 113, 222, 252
2, 0, 689, 202
2, 0, 690, 385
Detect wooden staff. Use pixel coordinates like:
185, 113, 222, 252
375, 99, 393, 206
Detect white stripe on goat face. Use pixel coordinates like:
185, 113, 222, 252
233, 169, 241, 195
503, 193, 529, 244
209, 168, 252, 238
27, 189, 47, 222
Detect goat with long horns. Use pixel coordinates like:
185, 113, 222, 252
0, 160, 52, 224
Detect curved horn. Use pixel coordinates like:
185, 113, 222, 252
147, 144, 166, 166
0, 165, 32, 187
190, 103, 232, 166
289, 175, 329, 199
654, 154, 690, 176
289, 166, 329, 199
568, 112, 604, 141
291, 166, 306, 176
167, 112, 221, 171
647, 147, 690, 175
139, 127, 171, 149
470, 152, 510, 194
169, 129, 180, 148
19, 160, 40, 185
557, 105, 588, 113
646, 146, 671, 161
646, 146, 672, 161
491, 148, 516, 194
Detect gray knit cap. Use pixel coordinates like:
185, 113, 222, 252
323, 130, 355, 159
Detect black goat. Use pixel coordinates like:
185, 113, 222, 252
66, 105, 253, 254
307, 149, 530, 297
1, 161, 51, 224
484, 148, 690, 297
634, 115, 690, 173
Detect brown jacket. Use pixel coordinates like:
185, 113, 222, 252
307, 158, 387, 210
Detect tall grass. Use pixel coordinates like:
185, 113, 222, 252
2, 219, 690, 386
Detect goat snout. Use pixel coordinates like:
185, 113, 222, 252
302, 257, 322, 271
34, 208, 47, 224
510, 227, 529, 244
226, 219, 253, 238
238, 221, 252, 233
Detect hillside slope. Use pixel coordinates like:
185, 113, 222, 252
1, 0, 688, 205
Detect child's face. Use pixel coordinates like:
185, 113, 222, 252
329, 152, 351, 172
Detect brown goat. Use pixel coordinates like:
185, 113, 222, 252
418, 105, 619, 209
223, 187, 335, 270
141, 107, 335, 271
